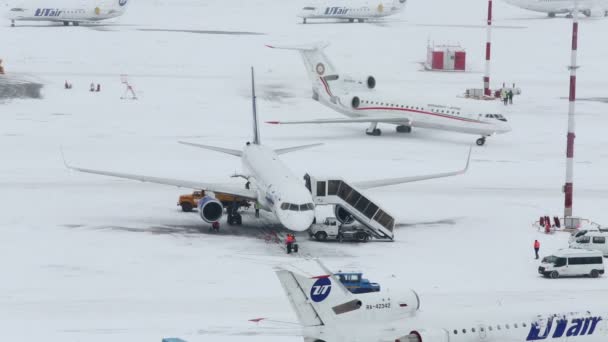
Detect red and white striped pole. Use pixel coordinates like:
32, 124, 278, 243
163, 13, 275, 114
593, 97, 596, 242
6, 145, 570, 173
483, 0, 493, 97
564, 2, 579, 218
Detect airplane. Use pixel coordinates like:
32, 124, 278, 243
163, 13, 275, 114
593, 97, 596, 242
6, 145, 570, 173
266, 43, 512, 146
298, 0, 407, 24
501, 0, 608, 17
64, 68, 472, 233
6, 0, 130, 27
274, 259, 608, 342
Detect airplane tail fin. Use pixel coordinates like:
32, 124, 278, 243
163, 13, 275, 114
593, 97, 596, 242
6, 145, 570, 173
274, 260, 361, 329
266, 42, 338, 81
250, 67, 261, 145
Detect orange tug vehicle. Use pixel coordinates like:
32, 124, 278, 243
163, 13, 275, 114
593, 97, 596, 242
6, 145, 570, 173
178, 190, 251, 225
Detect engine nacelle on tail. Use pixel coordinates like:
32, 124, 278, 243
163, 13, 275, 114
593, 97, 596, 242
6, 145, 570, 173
583, 7, 606, 17
397, 329, 449, 342
342, 75, 376, 90
334, 205, 355, 224
198, 196, 224, 223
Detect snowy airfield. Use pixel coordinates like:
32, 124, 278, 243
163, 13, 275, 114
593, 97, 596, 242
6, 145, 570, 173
2, 0, 608, 341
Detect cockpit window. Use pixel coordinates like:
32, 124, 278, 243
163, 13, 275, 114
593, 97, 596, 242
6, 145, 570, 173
289, 204, 299, 211
280, 203, 289, 210
303, 6, 316, 10
10, 8, 25, 11
299, 203, 315, 211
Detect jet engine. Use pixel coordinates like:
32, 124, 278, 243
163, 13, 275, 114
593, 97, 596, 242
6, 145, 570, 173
397, 329, 449, 342
341, 75, 376, 90
582, 7, 606, 17
198, 196, 224, 223
334, 205, 355, 224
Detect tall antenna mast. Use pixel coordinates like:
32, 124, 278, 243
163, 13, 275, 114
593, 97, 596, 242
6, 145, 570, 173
564, 1, 579, 218
483, 0, 493, 97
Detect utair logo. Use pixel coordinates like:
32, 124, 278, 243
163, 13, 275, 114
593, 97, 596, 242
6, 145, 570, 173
310, 277, 331, 302
119, 0, 128, 6
526, 316, 603, 341
324, 7, 349, 15
35, 8, 62, 17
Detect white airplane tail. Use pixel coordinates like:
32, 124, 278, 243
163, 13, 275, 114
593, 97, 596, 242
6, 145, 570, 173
267, 42, 338, 81
274, 260, 362, 329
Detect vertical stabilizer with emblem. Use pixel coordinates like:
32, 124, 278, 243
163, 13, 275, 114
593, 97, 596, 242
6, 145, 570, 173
275, 260, 361, 328
266, 43, 338, 80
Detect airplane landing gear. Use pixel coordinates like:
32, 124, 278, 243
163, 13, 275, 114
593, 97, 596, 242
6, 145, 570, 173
565, 13, 573, 18
365, 122, 381, 136
548, 12, 556, 18
73, 21, 79, 26
348, 18, 355, 23
303, 18, 307, 24
476, 137, 486, 146
63, 21, 69, 26
396, 125, 412, 133
11, 20, 15, 27
357, 18, 365, 23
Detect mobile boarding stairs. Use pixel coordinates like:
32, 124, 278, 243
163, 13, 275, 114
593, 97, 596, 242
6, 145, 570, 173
305, 174, 395, 241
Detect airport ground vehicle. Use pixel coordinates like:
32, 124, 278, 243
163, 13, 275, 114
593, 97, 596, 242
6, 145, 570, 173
178, 190, 250, 212
335, 272, 380, 294
570, 231, 608, 256
309, 217, 371, 242
539, 249, 605, 279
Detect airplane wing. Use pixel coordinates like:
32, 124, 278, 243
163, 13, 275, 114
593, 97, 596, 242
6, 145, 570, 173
353, 146, 472, 189
65, 163, 258, 200
266, 116, 411, 125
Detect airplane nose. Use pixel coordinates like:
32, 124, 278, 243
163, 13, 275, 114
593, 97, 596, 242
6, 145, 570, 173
280, 211, 314, 232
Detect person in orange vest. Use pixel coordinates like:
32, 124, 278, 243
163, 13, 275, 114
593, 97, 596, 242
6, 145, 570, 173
286, 234, 295, 254
534, 240, 540, 259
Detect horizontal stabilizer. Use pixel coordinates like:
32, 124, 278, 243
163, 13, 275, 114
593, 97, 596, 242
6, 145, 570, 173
353, 146, 472, 189
267, 116, 410, 125
179, 141, 242, 157
275, 143, 323, 155
265, 42, 329, 51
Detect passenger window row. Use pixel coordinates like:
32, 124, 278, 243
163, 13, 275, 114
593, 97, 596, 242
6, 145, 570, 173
452, 322, 528, 335
360, 100, 461, 115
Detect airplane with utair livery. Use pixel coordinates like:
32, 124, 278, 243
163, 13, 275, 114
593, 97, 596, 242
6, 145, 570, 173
273, 259, 608, 342
501, 0, 608, 17
6, 0, 130, 27
299, 0, 407, 24
64, 68, 471, 233
266, 43, 511, 146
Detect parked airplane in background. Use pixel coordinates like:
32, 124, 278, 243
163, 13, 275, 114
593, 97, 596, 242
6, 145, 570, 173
298, 0, 407, 24
275, 259, 608, 342
7, 0, 129, 26
267, 43, 511, 146
502, 0, 608, 17
65, 68, 471, 232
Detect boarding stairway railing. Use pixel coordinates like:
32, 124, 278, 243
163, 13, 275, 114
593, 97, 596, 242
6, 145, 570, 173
305, 175, 395, 240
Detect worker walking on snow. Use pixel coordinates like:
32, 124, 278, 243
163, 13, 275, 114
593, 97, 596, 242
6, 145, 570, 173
286, 234, 297, 254
534, 239, 540, 259
254, 202, 260, 218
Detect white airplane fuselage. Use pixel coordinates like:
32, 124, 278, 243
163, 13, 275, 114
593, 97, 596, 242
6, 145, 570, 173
502, 0, 608, 15
318, 87, 512, 136
242, 143, 315, 232
305, 310, 608, 342
298, 0, 407, 22
7, 0, 129, 25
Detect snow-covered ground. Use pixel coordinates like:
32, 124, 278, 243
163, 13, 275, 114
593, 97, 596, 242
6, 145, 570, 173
2, 0, 608, 341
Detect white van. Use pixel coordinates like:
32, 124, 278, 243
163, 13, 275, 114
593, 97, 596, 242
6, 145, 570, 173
568, 228, 608, 243
538, 248, 604, 279
569, 231, 608, 256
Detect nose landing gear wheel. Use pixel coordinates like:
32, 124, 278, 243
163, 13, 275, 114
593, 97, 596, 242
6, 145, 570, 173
476, 137, 486, 146
366, 129, 382, 136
